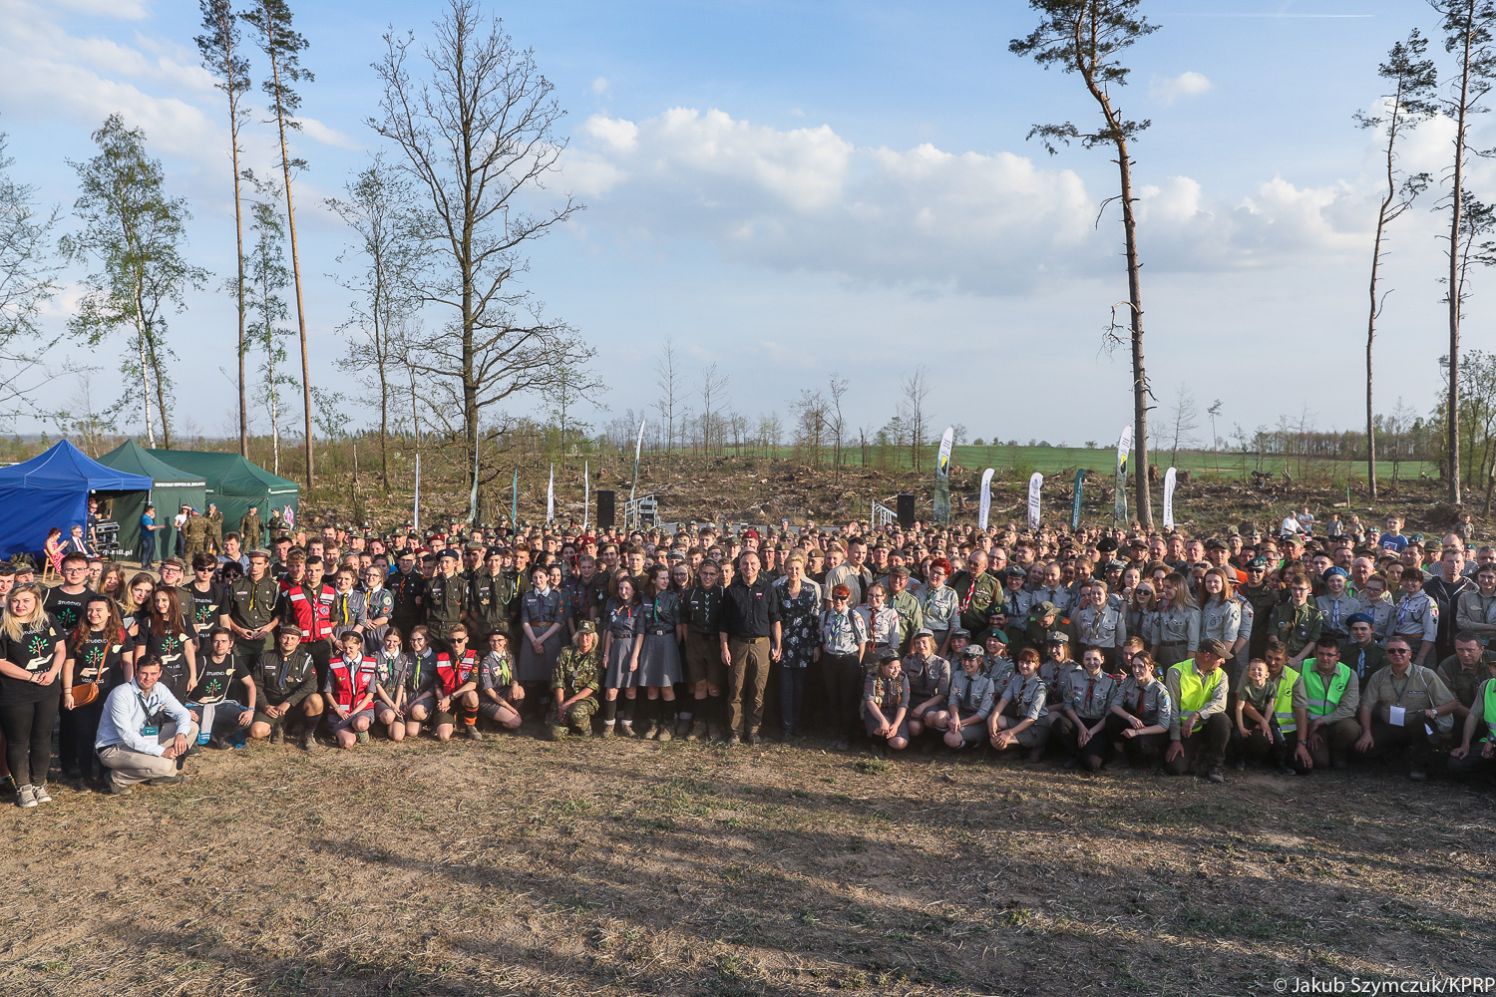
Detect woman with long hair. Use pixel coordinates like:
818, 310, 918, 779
1152, 572, 1200, 668
1199, 567, 1243, 683
97, 562, 127, 603
600, 571, 642, 737
144, 586, 197, 705
630, 564, 683, 740
0, 584, 66, 807
61, 595, 131, 787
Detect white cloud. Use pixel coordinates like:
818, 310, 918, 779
53, 0, 150, 18
299, 116, 362, 152
590, 76, 610, 97
1150, 70, 1213, 105
558, 107, 1366, 296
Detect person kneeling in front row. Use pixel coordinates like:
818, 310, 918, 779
95, 656, 199, 796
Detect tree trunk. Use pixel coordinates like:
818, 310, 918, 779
137, 323, 155, 449
1115, 133, 1152, 528
1449, 0, 1475, 506
229, 84, 248, 458
268, 43, 315, 491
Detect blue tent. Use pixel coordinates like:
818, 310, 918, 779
0, 440, 151, 558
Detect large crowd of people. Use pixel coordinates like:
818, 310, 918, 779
2, 505, 1494, 809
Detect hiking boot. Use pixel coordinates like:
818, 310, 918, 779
464, 724, 484, 742
31, 784, 51, 804
108, 782, 133, 797
687, 719, 707, 741
724, 733, 740, 746
146, 775, 183, 787
746, 730, 761, 746
599, 723, 615, 739
1206, 767, 1226, 784
15, 785, 36, 809
654, 722, 673, 742
269, 726, 285, 745
618, 721, 635, 738
675, 717, 692, 739
547, 725, 567, 741
299, 730, 318, 751
355, 730, 370, 745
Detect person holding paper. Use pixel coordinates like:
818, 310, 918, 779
1355, 636, 1458, 782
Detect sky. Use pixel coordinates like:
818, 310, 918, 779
0, 0, 1491, 450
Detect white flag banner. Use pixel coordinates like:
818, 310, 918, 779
1163, 466, 1178, 530
1027, 472, 1043, 530
978, 467, 995, 529
1114, 424, 1133, 523
583, 461, 590, 530
937, 426, 954, 476
546, 464, 555, 522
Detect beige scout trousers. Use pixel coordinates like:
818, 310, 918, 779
98, 720, 200, 788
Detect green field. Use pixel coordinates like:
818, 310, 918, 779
766, 443, 1438, 482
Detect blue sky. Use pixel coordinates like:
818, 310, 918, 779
0, 0, 1489, 449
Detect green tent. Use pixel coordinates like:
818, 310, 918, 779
98, 441, 208, 558
146, 449, 300, 547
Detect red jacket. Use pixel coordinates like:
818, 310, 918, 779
279, 581, 336, 642
434, 649, 477, 696
328, 654, 379, 714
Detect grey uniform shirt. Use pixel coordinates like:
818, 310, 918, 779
1061, 668, 1120, 721
1115, 675, 1174, 730
1002, 674, 1047, 722
1071, 603, 1127, 649
1200, 599, 1242, 644
947, 670, 996, 720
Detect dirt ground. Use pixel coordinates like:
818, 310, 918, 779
3, 728, 1492, 996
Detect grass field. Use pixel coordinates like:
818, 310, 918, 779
805, 444, 1439, 482
4, 730, 1491, 996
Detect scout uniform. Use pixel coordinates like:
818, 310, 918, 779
1152, 605, 1200, 667
996, 672, 1050, 749
863, 655, 912, 739
1270, 601, 1322, 660
682, 581, 725, 688
1392, 590, 1439, 651
250, 642, 319, 734
945, 656, 996, 745
952, 569, 1002, 635
225, 564, 279, 667
1104, 672, 1174, 766
470, 569, 518, 641
424, 565, 469, 646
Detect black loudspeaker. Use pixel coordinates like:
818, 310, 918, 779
597, 490, 616, 529
896, 493, 915, 528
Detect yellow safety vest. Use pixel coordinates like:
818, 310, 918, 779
1271, 666, 1300, 734
1172, 659, 1224, 721
1302, 661, 1352, 719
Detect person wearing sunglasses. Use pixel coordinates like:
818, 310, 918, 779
1355, 636, 1458, 781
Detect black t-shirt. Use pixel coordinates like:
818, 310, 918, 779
185, 581, 224, 641
0, 619, 63, 704
44, 585, 97, 638
144, 626, 193, 702
190, 653, 246, 704
68, 628, 133, 689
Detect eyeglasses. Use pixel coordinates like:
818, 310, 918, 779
1386, 648, 1411, 655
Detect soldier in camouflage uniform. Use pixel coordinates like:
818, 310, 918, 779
550, 621, 602, 738
204, 503, 224, 554
182, 509, 211, 561
239, 506, 263, 549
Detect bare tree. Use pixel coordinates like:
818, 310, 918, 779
1433, 0, 1496, 504
828, 375, 848, 476
795, 389, 828, 468
244, 174, 295, 475
1357, 30, 1437, 499
900, 365, 930, 468
757, 413, 783, 456
327, 154, 430, 492
699, 361, 728, 456
0, 131, 60, 415
655, 337, 680, 452
196, 0, 253, 457
1165, 387, 1199, 464
1012, 0, 1159, 525
242, 0, 316, 487
373, 0, 590, 504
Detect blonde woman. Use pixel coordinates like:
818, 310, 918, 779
0, 584, 66, 807
1152, 572, 1199, 668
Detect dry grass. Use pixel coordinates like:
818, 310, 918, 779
3, 730, 1493, 996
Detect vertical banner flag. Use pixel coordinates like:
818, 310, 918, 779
978, 467, 995, 530
546, 464, 555, 522
1163, 466, 1178, 530
1114, 425, 1132, 524
510, 467, 518, 528
1070, 468, 1085, 530
468, 429, 480, 524
1027, 472, 1043, 530
630, 418, 646, 506
583, 461, 590, 530
933, 426, 954, 524
413, 454, 421, 532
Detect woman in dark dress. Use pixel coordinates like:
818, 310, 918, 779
631, 565, 683, 740
60, 595, 131, 787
